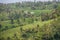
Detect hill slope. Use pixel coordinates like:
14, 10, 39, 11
0, 17, 60, 40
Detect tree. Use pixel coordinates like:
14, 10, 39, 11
7, 37, 11, 40
42, 34, 49, 40
17, 19, 20, 24
54, 32, 60, 40
8, 13, 15, 24
21, 33, 29, 40
20, 27, 23, 32
10, 19, 14, 24
5, 26, 8, 30
37, 24, 39, 28
0, 24, 2, 29
53, 4, 58, 9
31, 6, 36, 10
13, 33, 19, 40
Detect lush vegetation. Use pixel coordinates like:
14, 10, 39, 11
0, 1, 60, 40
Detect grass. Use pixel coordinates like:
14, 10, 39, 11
24, 9, 52, 16
0, 9, 54, 40
0, 19, 53, 39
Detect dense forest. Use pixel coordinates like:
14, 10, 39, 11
0, 0, 60, 40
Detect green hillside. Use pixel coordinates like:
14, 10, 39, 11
0, 1, 60, 40
0, 17, 60, 40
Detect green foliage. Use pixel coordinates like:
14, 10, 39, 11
0, 1, 60, 40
